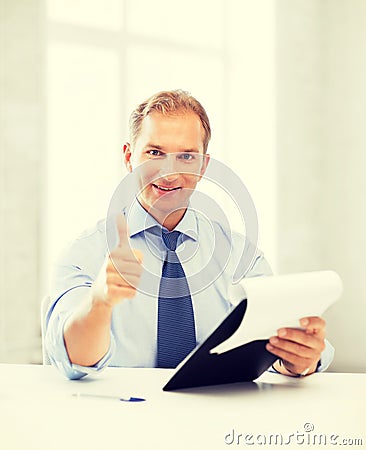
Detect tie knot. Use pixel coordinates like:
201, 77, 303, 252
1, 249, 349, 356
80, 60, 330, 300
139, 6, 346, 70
162, 230, 181, 251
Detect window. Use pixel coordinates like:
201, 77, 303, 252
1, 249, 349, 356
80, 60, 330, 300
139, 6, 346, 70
45, 0, 229, 285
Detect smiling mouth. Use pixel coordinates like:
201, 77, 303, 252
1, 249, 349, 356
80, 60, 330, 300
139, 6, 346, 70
152, 184, 181, 193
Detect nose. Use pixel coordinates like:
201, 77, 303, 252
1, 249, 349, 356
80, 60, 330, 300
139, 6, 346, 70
158, 154, 179, 180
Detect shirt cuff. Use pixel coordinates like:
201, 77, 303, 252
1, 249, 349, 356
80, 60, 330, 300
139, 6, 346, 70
71, 340, 115, 376
46, 308, 116, 380
316, 338, 335, 372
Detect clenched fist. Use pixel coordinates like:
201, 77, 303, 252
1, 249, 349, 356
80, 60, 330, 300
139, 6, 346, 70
93, 215, 144, 306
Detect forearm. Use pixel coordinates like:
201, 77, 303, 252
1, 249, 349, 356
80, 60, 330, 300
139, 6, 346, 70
63, 293, 113, 367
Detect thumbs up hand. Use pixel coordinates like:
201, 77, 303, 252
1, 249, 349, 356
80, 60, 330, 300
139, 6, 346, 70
93, 215, 144, 306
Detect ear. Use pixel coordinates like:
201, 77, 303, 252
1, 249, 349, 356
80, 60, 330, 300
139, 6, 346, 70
197, 153, 210, 182
123, 143, 133, 172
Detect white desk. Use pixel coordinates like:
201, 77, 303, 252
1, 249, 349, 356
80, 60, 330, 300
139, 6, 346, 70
0, 364, 365, 450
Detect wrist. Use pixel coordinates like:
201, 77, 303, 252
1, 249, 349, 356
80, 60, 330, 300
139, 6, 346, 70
273, 359, 313, 377
91, 293, 114, 315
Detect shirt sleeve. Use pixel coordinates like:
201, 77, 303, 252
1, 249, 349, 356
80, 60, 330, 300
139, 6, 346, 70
45, 222, 114, 380
45, 286, 116, 380
316, 339, 335, 372
227, 229, 273, 281
245, 249, 273, 278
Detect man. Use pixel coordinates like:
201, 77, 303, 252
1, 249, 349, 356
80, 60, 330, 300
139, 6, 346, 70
46, 90, 333, 379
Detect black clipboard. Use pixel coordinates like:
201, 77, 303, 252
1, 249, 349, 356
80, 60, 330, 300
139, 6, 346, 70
163, 299, 277, 391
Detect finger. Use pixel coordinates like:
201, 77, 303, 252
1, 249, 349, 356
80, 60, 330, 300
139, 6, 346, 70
108, 285, 137, 301
269, 334, 324, 358
107, 255, 143, 275
266, 343, 313, 368
107, 253, 143, 275
133, 249, 143, 264
106, 272, 142, 289
276, 328, 325, 350
300, 316, 326, 336
110, 247, 141, 266
116, 214, 130, 247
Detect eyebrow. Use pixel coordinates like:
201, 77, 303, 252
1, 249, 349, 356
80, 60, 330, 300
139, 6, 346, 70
144, 144, 200, 152
144, 144, 163, 150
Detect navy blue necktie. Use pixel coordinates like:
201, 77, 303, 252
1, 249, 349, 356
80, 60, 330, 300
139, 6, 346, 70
157, 230, 196, 368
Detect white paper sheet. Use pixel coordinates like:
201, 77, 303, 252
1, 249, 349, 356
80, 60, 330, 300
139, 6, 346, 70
211, 270, 343, 354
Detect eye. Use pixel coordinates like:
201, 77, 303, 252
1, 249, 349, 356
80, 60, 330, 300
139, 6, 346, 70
147, 149, 162, 157
178, 152, 195, 161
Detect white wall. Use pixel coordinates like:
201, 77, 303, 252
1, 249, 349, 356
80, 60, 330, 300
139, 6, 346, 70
226, 0, 277, 270
276, 0, 366, 372
321, 0, 366, 372
276, 0, 326, 273
0, 0, 43, 362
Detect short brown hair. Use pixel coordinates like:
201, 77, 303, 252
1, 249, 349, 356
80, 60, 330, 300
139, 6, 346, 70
129, 89, 211, 152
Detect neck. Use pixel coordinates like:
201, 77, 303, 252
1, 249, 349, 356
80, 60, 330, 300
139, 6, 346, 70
161, 209, 186, 231
137, 198, 187, 231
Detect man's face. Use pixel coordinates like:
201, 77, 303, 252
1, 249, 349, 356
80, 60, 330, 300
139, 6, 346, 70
124, 111, 210, 229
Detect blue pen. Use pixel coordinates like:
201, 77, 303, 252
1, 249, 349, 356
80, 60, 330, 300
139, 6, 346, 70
73, 393, 145, 402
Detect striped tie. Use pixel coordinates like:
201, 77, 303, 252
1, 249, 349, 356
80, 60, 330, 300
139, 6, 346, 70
157, 230, 196, 368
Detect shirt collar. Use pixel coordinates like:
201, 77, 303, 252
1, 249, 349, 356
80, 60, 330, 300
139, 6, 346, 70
126, 199, 198, 242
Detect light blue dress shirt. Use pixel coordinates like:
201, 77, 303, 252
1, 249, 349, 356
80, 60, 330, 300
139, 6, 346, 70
45, 200, 334, 379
